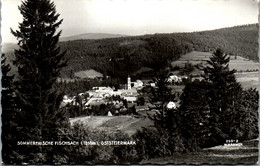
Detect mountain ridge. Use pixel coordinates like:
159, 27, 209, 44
59, 33, 128, 41
1, 33, 128, 53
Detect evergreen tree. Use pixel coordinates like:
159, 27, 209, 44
1, 53, 20, 164
179, 49, 257, 149
145, 70, 185, 154
148, 70, 176, 129
230, 88, 259, 140
11, 0, 68, 164
203, 48, 242, 144
179, 80, 212, 149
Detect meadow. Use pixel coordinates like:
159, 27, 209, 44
171, 51, 259, 71
70, 116, 153, 136
171, 51, 259, 89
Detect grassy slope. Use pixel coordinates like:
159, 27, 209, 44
171, 51, 259, 89
236, 72, 258, 89
69, 116, 153, 136
171, 51, 259, 71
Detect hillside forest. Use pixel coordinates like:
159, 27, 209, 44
57, 24, 258, 80
3, 24, 259, 83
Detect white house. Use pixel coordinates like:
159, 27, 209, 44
167, 101, 177, 109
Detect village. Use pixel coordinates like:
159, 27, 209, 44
61, 74, 183, 117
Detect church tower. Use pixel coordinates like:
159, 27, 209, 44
127, 75, 131, 90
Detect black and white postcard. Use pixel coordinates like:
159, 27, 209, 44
1, 0, 259, 164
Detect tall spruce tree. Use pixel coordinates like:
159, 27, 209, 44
203, 48, 242, 144
11, 0, 68, 164
179, 49, 244, 149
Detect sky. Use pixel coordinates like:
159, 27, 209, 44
1, 0, 259, 43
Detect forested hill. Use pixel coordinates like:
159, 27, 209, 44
3, 24, 258, 79
58, 24, 258, 78
173, 24, 259, 61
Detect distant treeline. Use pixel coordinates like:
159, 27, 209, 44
5, 24, 258, 80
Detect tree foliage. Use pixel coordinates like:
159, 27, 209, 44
60, 124, 138, 164
139, 70, 185, 156
229, 88, 259, 140
179, 80, 212, 149
148, 71, 176, 128
56, 23, 258, 78
203, 49, 242, 143
10, 0, 68, 164
179, 49, 257, 150
1, 53, 21, 164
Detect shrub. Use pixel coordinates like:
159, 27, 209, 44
134, 126, 185, 160
229, 88, 259, 141
62, 124, 139, 164
134, 127, 171, 159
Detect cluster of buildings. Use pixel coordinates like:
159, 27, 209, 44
61, 75, 180, 114
62, 76, 145, 108
87, 76, 143, 105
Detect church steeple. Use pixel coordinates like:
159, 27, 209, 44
127, 75, 131, 90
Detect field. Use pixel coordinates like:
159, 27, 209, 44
235, 71, 258, 89
70, 116, 153, 136
172, 51, 259, 71
171, 51, 259, 89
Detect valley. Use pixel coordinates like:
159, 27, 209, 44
2, 24, 259, 165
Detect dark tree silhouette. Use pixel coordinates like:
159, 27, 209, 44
229, 88, 259, 140
11, 0, 69, 164
1, 53, 20, 164
179, 48, 258, 150
203, 48, 242, 144
135, 70, 185, 157
148, 71, 175, 128
179, 80, 212, 149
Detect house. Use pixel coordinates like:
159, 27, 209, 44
127, 75, 144, 90
119, 88, 138, 103
166, 101, 177, 109
60, 95, 75, 108
141, 79, 151, 86
133, 80, 143, 89
123, 96, 137, 103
